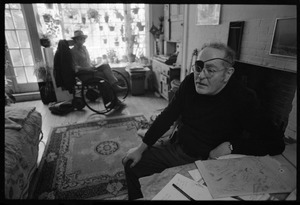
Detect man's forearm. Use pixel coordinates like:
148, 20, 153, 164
137, 142, 148, 153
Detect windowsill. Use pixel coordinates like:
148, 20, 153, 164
109, 62, 130, 68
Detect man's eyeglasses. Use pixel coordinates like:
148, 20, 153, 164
193, 58, 232, 78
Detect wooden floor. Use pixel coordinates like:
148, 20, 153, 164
12, 91, 168, 166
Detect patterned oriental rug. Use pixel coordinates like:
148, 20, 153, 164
32, 114, 148, 200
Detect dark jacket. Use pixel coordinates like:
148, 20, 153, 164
53, 40, 75, 93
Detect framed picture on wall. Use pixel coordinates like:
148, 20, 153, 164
270, 17, 297, 58
196, 4, 221, 25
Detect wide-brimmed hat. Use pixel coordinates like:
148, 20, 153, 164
71, 30, 88, 40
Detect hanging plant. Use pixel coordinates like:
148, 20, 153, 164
82, 16, 86, 24
109, 26, 115, 31
131, 34, 137, 42
104, 12, 109, 23
114, 37, 119, 46
65, 8, 78, 19
87, 8, 100, 23
114, 9, 124, 21
136, 22, 145, 31
43, 13, 52, 23
132, 7, 139, 15
45, 4, 53, 9
120, 25, 124, 35
40, 37, 51, 48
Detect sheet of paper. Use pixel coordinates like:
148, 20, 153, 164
195, 155, 293, 199
188, 169, 202, 182
152, 173, 235, 200
285, 189, 296, 201
216, 154, 248, 159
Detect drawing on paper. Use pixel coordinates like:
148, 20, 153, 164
195, 156, 292, 198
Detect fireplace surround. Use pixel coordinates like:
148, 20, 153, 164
233, 61, 296, 136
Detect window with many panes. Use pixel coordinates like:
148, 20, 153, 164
36, 3, 146, 64
5, 4, 36, 84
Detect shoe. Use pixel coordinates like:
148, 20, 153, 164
114, 99, 127, 110
112, 84, 127, 92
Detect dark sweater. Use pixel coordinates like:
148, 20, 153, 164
143, 73, 285, 159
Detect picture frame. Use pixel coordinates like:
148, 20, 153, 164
196, 4, 221, 25
269, 17, 297, 58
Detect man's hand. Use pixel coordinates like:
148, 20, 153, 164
122, 142, 148, 168
208, 141, 232, 159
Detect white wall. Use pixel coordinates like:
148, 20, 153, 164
185, 5, 296, 74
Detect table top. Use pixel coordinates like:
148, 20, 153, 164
140, 143, 297, 201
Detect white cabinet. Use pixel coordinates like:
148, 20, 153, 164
152, 58, 180, 101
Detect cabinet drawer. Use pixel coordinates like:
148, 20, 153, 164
160, 74, 168, 84
161, 66, 169, 76
161, 82, 169, 100
152, 60, 162, 72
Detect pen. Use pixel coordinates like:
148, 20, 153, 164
172, 183, 196, 201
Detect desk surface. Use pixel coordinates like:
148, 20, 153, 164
140, 144, 297, 200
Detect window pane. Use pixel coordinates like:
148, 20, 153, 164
9, 50, 23, 66
25, 66, 37, 83
17, 30, 30, 48
9, 4, 21, 9
11, 10, 25, 29
14, 67, 27, 83
5, 10, 14, 29
44, 4, 146, 63
21, 49, 34, 66
5, 31, 19, 48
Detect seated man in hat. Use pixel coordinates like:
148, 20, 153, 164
70, 30, 126, 93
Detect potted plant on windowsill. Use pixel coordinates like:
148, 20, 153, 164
106, 49, 117, 64
33, 61, 57, 104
